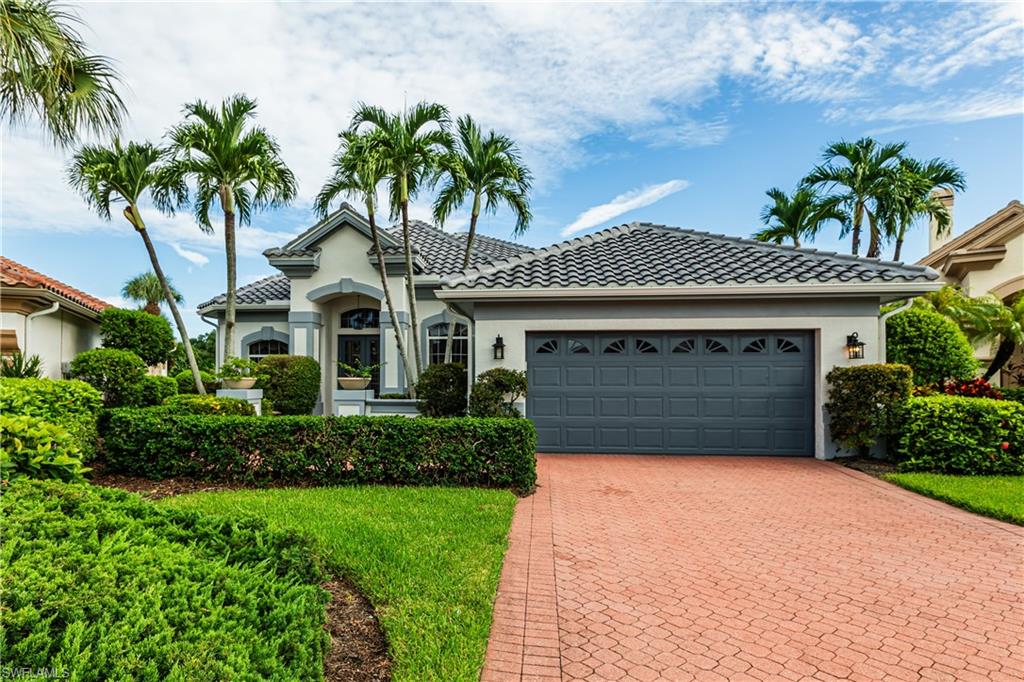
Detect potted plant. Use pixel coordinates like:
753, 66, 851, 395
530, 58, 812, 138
337, 358, 382, 390
219, 357, 261, 389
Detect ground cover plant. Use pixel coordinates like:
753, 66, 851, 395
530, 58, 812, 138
164, 485, 516, 681
884, 473, 1024, 525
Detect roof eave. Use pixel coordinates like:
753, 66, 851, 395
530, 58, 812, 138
195, 300, 291, 315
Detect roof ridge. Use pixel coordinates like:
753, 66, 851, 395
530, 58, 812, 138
457, 231, 532, 252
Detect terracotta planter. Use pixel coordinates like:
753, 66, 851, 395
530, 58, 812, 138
223, 378, 257, 390
338, 377, 371, 390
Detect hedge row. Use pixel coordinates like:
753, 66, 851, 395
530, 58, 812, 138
0, 378, 102, 460
102, 412, 537, 491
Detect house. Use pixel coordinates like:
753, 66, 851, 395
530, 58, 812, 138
918, 194, 1023, 386
0, 257, 110, 379
198, 204, 940, 459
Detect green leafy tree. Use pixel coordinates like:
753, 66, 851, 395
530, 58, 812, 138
803, 137, 905, 257
351, 101, 452, 378
433, 114, 532, 361
878, 157, 965, 261
67, 139, 206, 393
752, 186, 845, 248
0, 0, 124, 145
98, 308, 175, 366
166, 95, 297, 361
170, 330, 216, 373
122, 272, 183, 316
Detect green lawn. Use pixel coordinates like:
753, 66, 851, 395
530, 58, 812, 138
883, 473, 1024, 525
163, 486, 516, 682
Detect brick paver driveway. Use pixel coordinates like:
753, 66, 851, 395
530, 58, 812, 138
482, 455, 1024, 681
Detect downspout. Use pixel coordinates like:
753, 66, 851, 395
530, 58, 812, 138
25, 301, 60, 359
879, 299, 914, 363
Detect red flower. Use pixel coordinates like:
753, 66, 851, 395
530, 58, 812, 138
1002, 442, 1010, 451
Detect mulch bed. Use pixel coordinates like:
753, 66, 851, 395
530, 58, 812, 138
91, 464, 392, 682
839, 456, 897, 478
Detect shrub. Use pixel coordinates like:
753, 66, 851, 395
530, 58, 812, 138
469, 368, 529, 418
893, 396, 1024, 475
99, 308, 176, 366
161, 394, 256, 416
0, 378, 102, 460
68, 348, 147, 407
0, 415, 89, 481
416, 363, 468, 417
886, 309, 977, 387
102, 412, 538, 492
824, 364, 912, 454
1003, 387, 1024, 404
174, 368, 219, 394
257, 355, 320, 415
124, 374, 178, 407
0, 480, 328, 680
943, 377, 1002, 399
0, 352, 42, 378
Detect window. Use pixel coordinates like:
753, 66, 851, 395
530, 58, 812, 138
568, 339, 591, 354
635, 338, 659, 354
777, 337, 802, 353
536, 339, 559, 354
672, 338, 695, 354
602, 338, 626, 354
247, 339, 288, 361
742, 338, 767, 353
428, 322, 468, 365
705, 338, 729, 354
340, 308, 380, 330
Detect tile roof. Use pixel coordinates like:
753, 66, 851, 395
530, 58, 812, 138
198, 274, 290, 309
379, 221, 532, 275
443, 222, 940, 290
0, 257, 112, 313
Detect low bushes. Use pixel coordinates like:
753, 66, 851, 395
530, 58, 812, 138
124, 374, 178, 407
0, 378, 102, 460
1002, 386, 1024, 404
893, 396, 1024, 475
0, 415, 89, 481
825, 364, 912, 453
162, 394, 256, 416
416, 363, 467, 417
102, 412, 537, 491
886, 309, 977, 387
469, 368, 528, 418
98, 307, 176, 366
257, 355, 320, 415
69, 348, 147, 407
174, 368, 219, 394
0, 480, 328, 680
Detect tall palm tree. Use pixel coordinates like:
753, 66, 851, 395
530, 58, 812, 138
67, 139, 205, 393
432, 115, 532, 362
351, 101, 451, 378
878, 157, 965, 261
803, 137, 905, 257
752, 186, 845, 249
166, 94, 297, 360
314, 129, 416, 394
122, 271, 183, 316
1, 0, 124, 145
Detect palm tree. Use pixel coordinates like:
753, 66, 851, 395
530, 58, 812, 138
980, 295, 1024, 381
803, 137, 905, 257
122, 271, 183, 316
165, 95, 297, 361
752, 187, 845, 249
878, 158, 965, 262
913, 285, 1000, 342
314, 129, 416, 394
67, 139, 205, 393
432, 115, 532, 361
1, 0, 124, 145
351, 101, 451, 378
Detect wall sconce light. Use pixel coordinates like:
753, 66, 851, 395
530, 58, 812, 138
492, 335, 505, 360
846, 332, 866, 360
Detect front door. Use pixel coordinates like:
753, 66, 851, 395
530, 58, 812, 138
338, 335, 380, 395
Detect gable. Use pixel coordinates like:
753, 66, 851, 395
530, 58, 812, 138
919, 200, 1024, 268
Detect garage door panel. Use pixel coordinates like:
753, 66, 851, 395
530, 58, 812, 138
669, 397, 699, 417
703, 427, 735, 449
565, 426, 596, 448
668, 427, 699, 449
634, 396, 663, 417
599, 396, 629, 417
774, 397, 807, 418
532, 366, 561, 387
598, 366, 629, 386
634, 427, 664, 448
598, 427, 630, 449
737, 428, 771, 450
668, 366, 698, 386
738, 366, 770, 386
634, 366, 664, 386
566, 366, 595, 386
532, 396, 561, 418
737, 397, 770, 418
704, 397, 734, 417
703, 366, 734, 386
774, 366, 808, 386
566, 396, 595, 417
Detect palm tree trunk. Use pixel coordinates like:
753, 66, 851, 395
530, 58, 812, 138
893, 223, 907, 262
223, 195, 237, 362
866, 209, 881, 258
131, 208, 206, 394
144, 301, 161, 316
851, 202, 863, 256
367, 204, 416, 397
399, 175, 423, 378
444, 194, 480, 364
983, 339, 1016, 380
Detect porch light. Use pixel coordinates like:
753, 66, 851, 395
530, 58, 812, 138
846, 332, 866, 360
492, 335, 505, 360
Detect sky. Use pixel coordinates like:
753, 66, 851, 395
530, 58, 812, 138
3, 1, 1022, 337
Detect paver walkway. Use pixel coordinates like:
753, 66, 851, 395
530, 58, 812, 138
482, 455, 1024, 681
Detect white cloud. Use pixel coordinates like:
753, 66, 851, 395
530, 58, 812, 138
562, 180, 689, 236
170, 242, 209, 267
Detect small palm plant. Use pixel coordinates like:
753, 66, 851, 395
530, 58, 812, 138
122, 272, 184, 316
753, 187, 845, 249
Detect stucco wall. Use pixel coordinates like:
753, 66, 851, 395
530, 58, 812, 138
959, 229, 1024, 300
2, 308, 101, 379
211, 312, 289, 367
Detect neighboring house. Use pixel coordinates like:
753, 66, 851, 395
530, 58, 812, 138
918, 194, 1024, 386
0, 257, 110, 379
198, 203, 939, 459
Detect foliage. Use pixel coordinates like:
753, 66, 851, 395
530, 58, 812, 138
102, 412, 538, 492
217, 356, 261, 380
893, 396, 1024, 475
122, 271, 183, 315
337, 356, 382, 378
170, 330, 216, 373
0, 415, 89, 481
752, 186, 845, 248
160, 394, 255, 416
1002, 387, 1024, 404
468, 368, 529, 418
876, 157, 965, 261
0, 480, 328, 680
886, 308, 977, 387
884, 473, 1024, 526
380, 392, 410, 399
0, 0, 124, 145
257, 355, 321, 415
174, 368, 219, 393
99, 307, 176, 366
825, 364, 913, 453
0, 352, 43, 378
942, 377, 1002, 400
0, 377, 102, 460
68, 348, 146, 407
979, 295, 1024, 381
415, 362, 467, 417
123, 374, 178, 407
912, 285, 1001, 342
165, 485, 516, 681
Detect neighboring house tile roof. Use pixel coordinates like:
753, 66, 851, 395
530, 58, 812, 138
199, 274, 290, 309
443, 222, 940, 290
0, 257, 112, 313
379, 221, 533, 276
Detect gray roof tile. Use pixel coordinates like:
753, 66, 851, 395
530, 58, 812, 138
199, 274, 290, 309
378, 221, 532, 275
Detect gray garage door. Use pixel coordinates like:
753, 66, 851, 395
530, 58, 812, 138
527, 331, 815, 456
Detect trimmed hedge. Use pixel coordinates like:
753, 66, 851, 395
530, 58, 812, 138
886, 309, 977, 386
99, 308, 176, 366
124, 374, 178, 407
1003, 387, 1024, 404
893, 396, 1024, 475
0, 378, 102, 460
162, 394, 256, 416
69, 348, 147, 407
0, 480, 328, 680
102, 412, 537, 491
174, 368, 219, 394
825, 364, 912, 453
416, 363, 467, 417
257, 355, 320, 415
